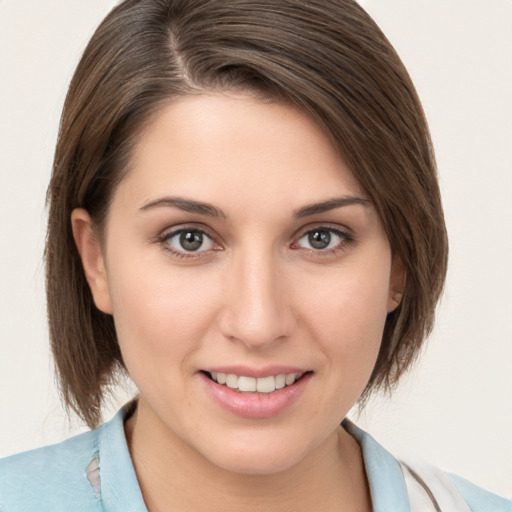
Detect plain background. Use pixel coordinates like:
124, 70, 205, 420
1, 0, 511, 497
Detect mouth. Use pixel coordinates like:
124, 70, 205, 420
200, 368, 313, 418
202, 371, 311, 393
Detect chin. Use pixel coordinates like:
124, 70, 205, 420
211, 449, 303, 476
194, 428, 323, 476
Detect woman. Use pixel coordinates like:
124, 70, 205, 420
1, 0, 510, 510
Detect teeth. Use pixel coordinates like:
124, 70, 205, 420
275, 374, 286, 389
256, 376, 275, 393
209, 372, 302, 393
226, 374, 238, 389
238, 376, 257, 392
285, 373, 296, 386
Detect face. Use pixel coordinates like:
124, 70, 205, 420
74, 93, 403, 475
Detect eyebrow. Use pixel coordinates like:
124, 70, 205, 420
294, 196, 370, 218
139, 195, 370, 219
140, 197, 227, 218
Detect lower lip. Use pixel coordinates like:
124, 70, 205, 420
200, 372, 312, 419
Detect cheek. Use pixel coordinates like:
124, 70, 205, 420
303, 264, 390, 335
106, 253, 220, 376
298, 261, 390, 381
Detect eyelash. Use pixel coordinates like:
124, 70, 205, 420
156, 225, 355, 260
292, 226, 355, 256
157, 226, 219, 259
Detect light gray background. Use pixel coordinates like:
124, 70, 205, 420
1, 0, 511, 496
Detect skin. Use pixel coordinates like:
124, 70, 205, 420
72, 93, 404, 511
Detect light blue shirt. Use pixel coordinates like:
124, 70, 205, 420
1, 404, 510, 511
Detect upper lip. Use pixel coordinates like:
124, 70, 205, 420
201, 365, 310, 378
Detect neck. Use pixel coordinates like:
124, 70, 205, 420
124, 400, 371, 512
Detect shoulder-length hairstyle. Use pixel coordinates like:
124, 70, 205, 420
46, 0, 448, 428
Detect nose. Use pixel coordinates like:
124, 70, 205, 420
217, 248, 296, 350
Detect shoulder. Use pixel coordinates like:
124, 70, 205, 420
0, 402, 145, 512
343, 419, 511, 512
0, 427, 103, 512
449, 472, 512, 512
400, 458, 512, 512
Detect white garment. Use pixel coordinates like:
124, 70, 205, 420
400, 460, 471, 511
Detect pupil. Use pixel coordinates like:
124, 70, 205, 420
309, 230, 331, 249
180, 231, 203, 251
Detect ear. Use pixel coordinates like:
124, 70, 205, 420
387, 255, 406, 313
71, 208, 113, 314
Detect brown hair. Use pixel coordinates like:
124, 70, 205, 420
46, 0, 448, 428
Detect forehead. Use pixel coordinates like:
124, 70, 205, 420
114, 93, 366, 214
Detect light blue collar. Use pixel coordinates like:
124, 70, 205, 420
343, 419, 410, 512
97, 403, 147, 511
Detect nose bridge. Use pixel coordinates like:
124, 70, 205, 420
219, 243, 294, 348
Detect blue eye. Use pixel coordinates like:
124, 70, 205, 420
164, 229, 215, 253
296, 228, 349, 251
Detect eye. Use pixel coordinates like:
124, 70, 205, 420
295, 227, 352, 252
162, 228, 216, 255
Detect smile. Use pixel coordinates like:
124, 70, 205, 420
201, 369, 313, 418
208, 372, 304, 393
